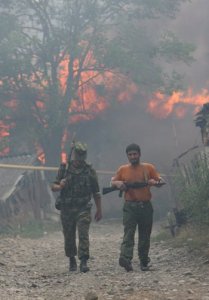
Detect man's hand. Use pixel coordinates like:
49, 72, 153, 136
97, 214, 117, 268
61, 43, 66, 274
94, 209, 102, 222
148, 179, 160, 186
112, 180, 127, 191
148, 177, 165, 187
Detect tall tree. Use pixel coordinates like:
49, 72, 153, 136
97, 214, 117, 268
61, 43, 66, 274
0, 0, 194, 165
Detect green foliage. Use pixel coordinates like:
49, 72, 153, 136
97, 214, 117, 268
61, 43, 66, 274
161, 224, 209, 257
162, 71, 185, 95
152, 229, 172, 242
159, 31, 195, 65
174, 153, 209, 226
134, 0, 189, 19
154, 224, 209, 255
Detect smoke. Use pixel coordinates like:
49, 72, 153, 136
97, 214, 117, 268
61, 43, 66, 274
74, 2, 209, 216
75, 98, 201, 173
96, 0, 209, 172
168, 0, 209, 90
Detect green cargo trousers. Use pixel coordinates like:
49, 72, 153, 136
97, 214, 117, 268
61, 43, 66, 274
60, 206, 91, 260
120, 201, 153, 265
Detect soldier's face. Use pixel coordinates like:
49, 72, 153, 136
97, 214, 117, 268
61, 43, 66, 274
72, 151, 86, 166
127, 150, 140, 165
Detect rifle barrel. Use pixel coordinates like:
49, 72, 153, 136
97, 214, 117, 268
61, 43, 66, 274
102, 187, 117, 195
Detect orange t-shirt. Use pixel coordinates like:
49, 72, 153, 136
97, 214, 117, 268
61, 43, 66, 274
112, 163, 160, 202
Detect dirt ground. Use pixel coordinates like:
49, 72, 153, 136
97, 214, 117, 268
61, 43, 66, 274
0, 219, 209, 300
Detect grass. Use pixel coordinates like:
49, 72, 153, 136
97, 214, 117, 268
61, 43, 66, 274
152, 228, 172, 242
153, 224, 209, 258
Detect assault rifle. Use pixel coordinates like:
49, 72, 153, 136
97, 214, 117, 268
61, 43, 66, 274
54, 133, 76, 210
102, 181, 166, 197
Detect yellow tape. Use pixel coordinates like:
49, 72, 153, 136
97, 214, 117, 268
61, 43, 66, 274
0, 163, 114, 175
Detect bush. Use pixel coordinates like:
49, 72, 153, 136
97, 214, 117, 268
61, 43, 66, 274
173, 153, 209, 226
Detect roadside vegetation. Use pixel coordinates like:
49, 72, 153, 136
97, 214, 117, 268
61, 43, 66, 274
154, 152, 209, 257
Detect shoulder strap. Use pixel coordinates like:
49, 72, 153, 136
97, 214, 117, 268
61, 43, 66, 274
141, 163, 148, 182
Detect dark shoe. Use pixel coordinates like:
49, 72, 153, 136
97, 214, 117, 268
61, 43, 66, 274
80, 259, 89, 273
69, 257, 77, 272
140, 261, 150, 271
119, 257, 133, 272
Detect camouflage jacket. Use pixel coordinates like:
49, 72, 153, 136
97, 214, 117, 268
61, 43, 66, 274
55, 162, 100, 207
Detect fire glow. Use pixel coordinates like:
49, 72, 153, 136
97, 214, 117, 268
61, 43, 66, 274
148, 88, 209, 118
0, 121, 10, 155
1, 49, 209, 160
59, 54, 138, 123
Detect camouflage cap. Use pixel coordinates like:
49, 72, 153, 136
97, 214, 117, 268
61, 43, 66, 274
74, 142, 87, 154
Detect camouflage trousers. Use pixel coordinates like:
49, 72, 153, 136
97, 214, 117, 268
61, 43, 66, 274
60, 205, 91, 260
120, 201, 153, 265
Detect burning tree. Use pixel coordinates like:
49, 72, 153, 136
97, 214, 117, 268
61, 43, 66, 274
0, 0, 194, 166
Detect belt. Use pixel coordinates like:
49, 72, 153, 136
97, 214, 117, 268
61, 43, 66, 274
125, 200, 150, 208
125, 200, 149, 203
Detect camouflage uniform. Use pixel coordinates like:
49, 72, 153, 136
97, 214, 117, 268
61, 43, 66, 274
55, 145, 100, 261
60, 163, 99, 260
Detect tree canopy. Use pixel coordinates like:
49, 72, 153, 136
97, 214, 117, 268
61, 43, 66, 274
0, 0, 194, 165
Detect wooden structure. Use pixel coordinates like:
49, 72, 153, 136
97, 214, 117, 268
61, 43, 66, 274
0, 154, 54, 229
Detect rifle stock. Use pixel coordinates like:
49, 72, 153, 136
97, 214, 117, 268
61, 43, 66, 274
102, 186, 118, 195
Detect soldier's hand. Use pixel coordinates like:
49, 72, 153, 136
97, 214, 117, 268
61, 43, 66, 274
95, 210, 102, 222
60, 179, 66, 188
51, 183, 62, 192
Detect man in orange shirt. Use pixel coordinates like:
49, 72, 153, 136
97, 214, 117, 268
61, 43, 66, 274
111, 143, 164, 271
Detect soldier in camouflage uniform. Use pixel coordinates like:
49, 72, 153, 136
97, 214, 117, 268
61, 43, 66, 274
51, 142, 102, 273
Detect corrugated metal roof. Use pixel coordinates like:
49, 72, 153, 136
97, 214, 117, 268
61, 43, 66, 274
0, 154, 39, 201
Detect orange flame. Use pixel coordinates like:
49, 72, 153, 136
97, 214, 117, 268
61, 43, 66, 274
148, 89, 209, 118
0, 53, 137, 158
35, 143, 45, 164
59, 54, 138, 123
0, 121, 10, 138
0, 121, 10, 155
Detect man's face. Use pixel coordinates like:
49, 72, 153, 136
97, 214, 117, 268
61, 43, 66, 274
127, 150, 140, 165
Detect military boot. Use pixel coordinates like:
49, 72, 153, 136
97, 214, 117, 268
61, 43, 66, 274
140, 262, 149, 271
119, 257, 133, 272
140, 257, 150, 271
69, 256, 77, 272
80, 258, 89, 273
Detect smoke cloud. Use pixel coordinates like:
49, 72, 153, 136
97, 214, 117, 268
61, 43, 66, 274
74, 2, 209, 215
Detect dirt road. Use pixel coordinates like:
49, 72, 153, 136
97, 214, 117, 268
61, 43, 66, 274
0, 219, 209, 300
